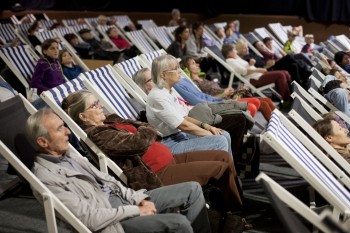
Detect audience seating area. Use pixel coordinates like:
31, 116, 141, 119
1, 10, 350, 233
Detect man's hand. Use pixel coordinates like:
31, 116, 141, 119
206, 125, 222, 135
223, 87, 234, 97
139, 200, 157, 216
249, 59, 256, 66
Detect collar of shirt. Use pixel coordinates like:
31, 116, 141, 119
38, 151, 71, 163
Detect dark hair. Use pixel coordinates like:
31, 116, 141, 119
64, 33, 77, 43
174, 25, 189, 42
180, 55, 196, 70
58, 49, 68, 63
334, 51, 347, 66
323, 79, 342, 94
221, 43, 234, 58
262, 37, 272, 44
28, 20, 39, 34
41, 38, 58, 51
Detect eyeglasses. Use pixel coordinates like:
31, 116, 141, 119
164, 65, 181, 73
145, 78, 153, 83
86, 100, 101, 110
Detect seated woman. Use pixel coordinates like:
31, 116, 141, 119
334, 51, 350, 74
221, 43, 292, 101
181, 56, 276, 121
59, 49, 84, 80
146, 54, 234, 156
133, 67, 251, 158
312, 116, 350, 163
62, 89, 243, 209
30, 39, 66, 95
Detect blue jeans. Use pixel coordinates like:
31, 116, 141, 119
118, 182, 211, 233
162, 131, 232, 157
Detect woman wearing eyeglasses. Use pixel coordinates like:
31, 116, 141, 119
146, 54, 234, 157
62, 89, 243, 209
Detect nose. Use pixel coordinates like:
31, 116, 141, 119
65, 127, 71, 136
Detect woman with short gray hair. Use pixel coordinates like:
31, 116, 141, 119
146, 54, 233, 156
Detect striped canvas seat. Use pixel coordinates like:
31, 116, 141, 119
265, 110, 350, 218
0, 45, 38, 88
0, 24, 18, 43
151, 26, 174, 49
80, 65, 139, 120
125, 30, 159, 54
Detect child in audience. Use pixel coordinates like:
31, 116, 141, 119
59, 49, 84, 80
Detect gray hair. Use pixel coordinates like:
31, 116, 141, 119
171, 8, 180, 16
25, 107, 53, 151
132, 67, 150, 94
61, 89, 92, 125
151, 54, 178, 89
221, 43, 235, 58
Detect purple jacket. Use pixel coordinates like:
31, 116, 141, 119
30, 56, 66, 94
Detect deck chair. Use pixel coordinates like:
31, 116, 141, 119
204, 45, 281, 99
256, 172, 348, 233
290, 92, 323, 125
309, 76, 322, 91
0, 45, 39, 94
125, 30, 160, 54
264, 109, 350, 221
0, 23, 28, 45
254, 27, 283, 50
268, 23, 304, 52
335, 35, 350, 50
203, 26, 222, 47
96, 24, 130, 51
79, 64, 145, 116
308, 87, 350, 125
137, 19, 158, 41
114, 15, 133, 31
40, 77, 126, 182
292, 81, 328, 115
288, 109, 350, 179
0, 95, 91, 233
150, 26, 174, 50
240, 33, 263, 57
113, 57, 148, 102
310, 67, 326, 82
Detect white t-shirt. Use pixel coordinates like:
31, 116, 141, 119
146, 86, 186, 137
226, 57, 262, 81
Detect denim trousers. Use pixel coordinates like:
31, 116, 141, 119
117, 182, 211, 233
162, 130, 232, 157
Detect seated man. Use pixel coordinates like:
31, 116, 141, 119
25, 107, 211, 233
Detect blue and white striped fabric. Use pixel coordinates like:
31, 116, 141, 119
126, 30, 157, 54
0, 24, 17, 43
15, 23, 31, 35
55, 27, 73, 37
137, 19, 157, 31
40, 19, 57, 30
0, 45, 37, 82
115, 15, 132, 29
70, 24, 90, 33
46, 76, 86, 107
151, 26, 173, 49
267, 111, 350, 212
62, 19, 79, 27
81, 66, 138, 120
142, 49, 165, 64
117, 58, 142, 78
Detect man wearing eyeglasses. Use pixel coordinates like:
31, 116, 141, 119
25, 108, 211, 233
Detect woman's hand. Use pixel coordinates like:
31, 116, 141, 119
249, 58, 256, 66
223, 87, 234, 97
205, 124, 222, 135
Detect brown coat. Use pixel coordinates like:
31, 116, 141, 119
84, 114, 163, 191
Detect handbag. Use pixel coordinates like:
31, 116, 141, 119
235, 133, 260, 179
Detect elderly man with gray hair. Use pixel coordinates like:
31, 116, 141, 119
25, 107, 211, 233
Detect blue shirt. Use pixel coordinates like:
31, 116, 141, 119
173, 77, 223, 105
62, 64, 84, 81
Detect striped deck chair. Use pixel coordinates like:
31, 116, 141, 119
240, 33, 263, 57
79, 65, 145, 118
0, 45, 39, 91
335, 35, 350, 50
288, 109, 350, 180
114, 15, 133, 30
40, 76, 126, 182
137, 19, 158, 41
254, 27, 284, 58
69, 24, 100, 41
264, 109, 350, 221
203, 26, 222, 47
150, 26, 174, 49
204, 45, 280, 98
39, 19, 57, 30
62, 19, 79, 27
256, 173, 346, 233
114, 57, 148, 102
96, 25, 130, 50
290, 91, 322, 125
125, 30, 160, 54
307, 86, 350, 124
0, 95, 92, 233
0, 24, 27, 45
165, 26, 177, 40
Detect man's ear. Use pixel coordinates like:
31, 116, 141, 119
36, 136, 48, 149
